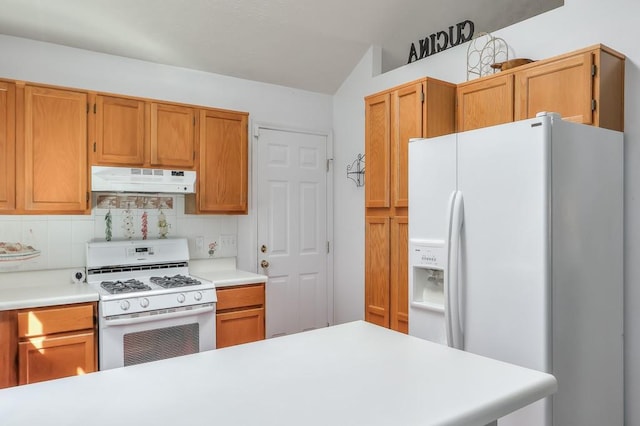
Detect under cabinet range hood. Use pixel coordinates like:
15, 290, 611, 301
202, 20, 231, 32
91, 166, 196, 193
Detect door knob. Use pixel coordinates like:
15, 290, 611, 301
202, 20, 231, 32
261, 260, 270, 268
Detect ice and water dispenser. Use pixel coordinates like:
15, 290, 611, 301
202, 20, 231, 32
409, 239, 447, 343
410, 239, 446, 311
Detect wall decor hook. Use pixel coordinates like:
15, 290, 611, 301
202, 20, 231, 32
347, 153, 365, 187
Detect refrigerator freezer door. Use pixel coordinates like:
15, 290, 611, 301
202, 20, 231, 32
457, 117, 552, 425
408, 135, 456, 342
457, 117, 551, 370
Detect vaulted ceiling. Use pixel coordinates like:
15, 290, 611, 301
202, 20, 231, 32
0, 0, 563, 93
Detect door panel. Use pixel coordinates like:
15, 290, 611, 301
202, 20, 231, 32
151, 103, 195, 168
515, 52, 593, 124
95, 95, 145, 166
364, 92, 390, 208
23, 86, 88, 213
0, 82, 15, 211
392, 83, 423, 208
365, 216, 389, 327
257, 128, 328, 338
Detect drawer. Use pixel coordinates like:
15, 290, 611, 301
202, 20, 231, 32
18, 303, 95, 338
216, 283, 265, 311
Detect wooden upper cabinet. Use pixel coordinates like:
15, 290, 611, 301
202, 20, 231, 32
0, 81, 15, 212
515, 45, 625, 131
150, 103, 196, 169
364, 92, 391, 208
391, 83, 422, 209
192, 108, 248, 214
457, 73, 514, 132
391, 78, 456, 208
20, 85, 88, 214
94, 95, 145, 166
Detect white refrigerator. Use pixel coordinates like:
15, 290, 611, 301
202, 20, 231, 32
408, 113, 623, 426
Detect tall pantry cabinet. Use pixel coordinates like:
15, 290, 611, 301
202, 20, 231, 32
364, 78, 455, 333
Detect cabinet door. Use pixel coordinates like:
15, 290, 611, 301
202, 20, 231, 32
457, 74, 514, 132
0, 82, 15, 211
198, 109, 248, 213
391, 84, 423, 209
390, 216, 408, 334
216, 308, 265, 349
21, 85, 88, 213
150, 103, 196, 168
0, 311, 17, 389
365, 216, 390, 327
18, 331, 96, 385
364, 92, 391, 208
515, 52, 593, 124
95, 95, 145, 166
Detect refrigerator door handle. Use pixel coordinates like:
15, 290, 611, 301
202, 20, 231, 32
446, 190, 464, 350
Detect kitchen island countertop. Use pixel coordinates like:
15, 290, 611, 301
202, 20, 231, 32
0, 321, 556, 426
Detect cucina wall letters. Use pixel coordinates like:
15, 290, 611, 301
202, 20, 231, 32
407, 20, 475, 64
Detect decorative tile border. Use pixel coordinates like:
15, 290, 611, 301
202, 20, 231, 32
96, 195, 174, 210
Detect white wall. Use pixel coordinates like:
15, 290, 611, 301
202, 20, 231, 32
0, 34, 333, 273
332, 0, 640, 423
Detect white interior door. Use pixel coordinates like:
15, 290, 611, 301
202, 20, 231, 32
256, 127, 329, 338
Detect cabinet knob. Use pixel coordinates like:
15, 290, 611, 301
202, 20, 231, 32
260, 260, 270, 268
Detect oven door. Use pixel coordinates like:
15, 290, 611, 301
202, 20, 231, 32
98, 303, 216, 370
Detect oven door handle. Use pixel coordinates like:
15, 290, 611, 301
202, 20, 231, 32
103, 304, 215, 327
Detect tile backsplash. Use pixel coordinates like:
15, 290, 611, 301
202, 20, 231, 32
0, 194, 237, 273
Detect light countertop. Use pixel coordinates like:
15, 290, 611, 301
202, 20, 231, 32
0, 261, 267, 310
191, 269, 267, 288
0, 321, 556, 425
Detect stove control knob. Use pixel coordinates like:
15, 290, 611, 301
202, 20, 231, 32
140, 297, 149, 308
194, 291, 203, 301
177, 293, 186, 303
120, 300, 131, 311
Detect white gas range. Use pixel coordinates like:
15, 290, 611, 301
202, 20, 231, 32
86, 238, 217, 370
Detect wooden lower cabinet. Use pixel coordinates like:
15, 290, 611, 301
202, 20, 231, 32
18, 332, 95, 385
364, 215, 408, 333
0, 311, 18, 388
365, 216, 390, 327
16, 303, 97, 386
390, 217, 409, 333
216, 283, 265, 348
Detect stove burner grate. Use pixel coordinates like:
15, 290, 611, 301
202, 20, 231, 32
101, 279, 152, 294
150, 274, 202, 288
